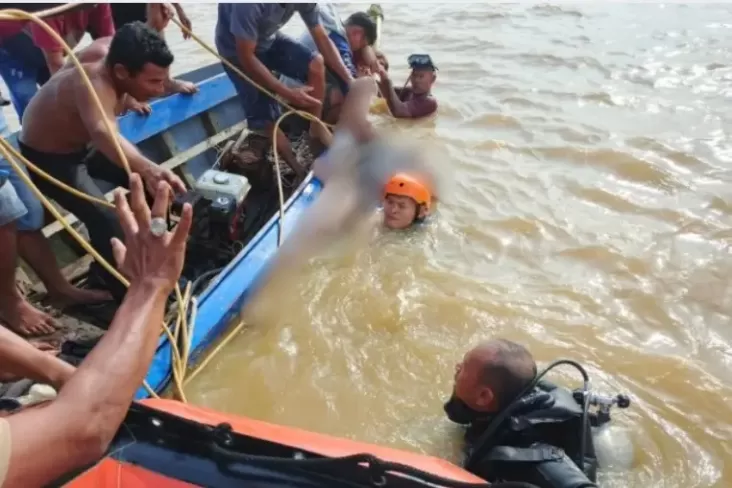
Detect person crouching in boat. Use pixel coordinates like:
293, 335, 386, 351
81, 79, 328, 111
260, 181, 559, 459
19, 22, 187, 303
382, 172, 434, 230
444, 339, 633, 488
214, 3, 355, 177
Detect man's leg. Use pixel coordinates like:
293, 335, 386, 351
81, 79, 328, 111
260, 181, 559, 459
0, 179, 58, 336
222, 56, 303, 176
7, 162, 112, 306
266, 34, 331, 147
21, 145, 126, 302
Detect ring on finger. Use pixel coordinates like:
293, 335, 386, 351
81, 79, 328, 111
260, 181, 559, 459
150, 217, 167, 237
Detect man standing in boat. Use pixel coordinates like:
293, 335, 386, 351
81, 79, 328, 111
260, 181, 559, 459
18, 22, 187, 302
215, 3, 354, 177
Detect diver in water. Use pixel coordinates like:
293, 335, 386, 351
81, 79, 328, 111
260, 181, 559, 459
443, 339, 632, 488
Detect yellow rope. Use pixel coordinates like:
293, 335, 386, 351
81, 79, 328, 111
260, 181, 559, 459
170, 17, 335, 130
166, 16, 361, 385
0, 7, 346, 401
0, 8, 193, 400
0, 139, 113, 208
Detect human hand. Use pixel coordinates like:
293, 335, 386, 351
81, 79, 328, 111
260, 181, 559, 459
174, 4, 192, 40
124, 95, 152, 115
170, 78, 198, 95
111, 174, 192, 293
286, 86, 321, 110
141, 165, 187, 196
146, 3, 174, 33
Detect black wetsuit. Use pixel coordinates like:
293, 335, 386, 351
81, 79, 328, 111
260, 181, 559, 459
463, 382, 598, 488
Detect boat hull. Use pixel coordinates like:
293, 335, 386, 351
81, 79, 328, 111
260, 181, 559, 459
60, 399, 485, 487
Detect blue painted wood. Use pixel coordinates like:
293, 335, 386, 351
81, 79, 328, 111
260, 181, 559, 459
117, 72, 238, 145
5, 60, 325, 400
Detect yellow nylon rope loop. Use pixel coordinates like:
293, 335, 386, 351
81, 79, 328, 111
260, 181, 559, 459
0, 8, 194, 401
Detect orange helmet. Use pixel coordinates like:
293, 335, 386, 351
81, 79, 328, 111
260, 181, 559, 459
383, 173, 432, 211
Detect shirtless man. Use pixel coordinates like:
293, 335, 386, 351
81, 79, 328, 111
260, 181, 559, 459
19, 22, 187, 302
377, 54, 438, 120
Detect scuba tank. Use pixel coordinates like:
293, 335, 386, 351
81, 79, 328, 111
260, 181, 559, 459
586, 393, 635, 471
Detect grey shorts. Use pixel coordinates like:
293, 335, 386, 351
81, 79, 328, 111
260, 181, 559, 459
0, 177, 28, 227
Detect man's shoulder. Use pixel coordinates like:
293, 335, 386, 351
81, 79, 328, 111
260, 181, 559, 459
225, 3, 262, 17
295, 3, 319, 14
407, 93, 437, 119
66, 65, 117, 101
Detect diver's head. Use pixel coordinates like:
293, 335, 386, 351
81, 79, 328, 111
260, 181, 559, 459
407, 54, 437, 95
345, 12, 377, 52
383, 173, 431, 230
444, 339, 537, 425
107, 22, 173, 101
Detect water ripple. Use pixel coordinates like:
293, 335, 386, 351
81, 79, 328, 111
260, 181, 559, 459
174, 4, 732, 487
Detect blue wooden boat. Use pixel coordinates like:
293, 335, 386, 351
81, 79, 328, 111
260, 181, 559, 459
6, 62, 324, 399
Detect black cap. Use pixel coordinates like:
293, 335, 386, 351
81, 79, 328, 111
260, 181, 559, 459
408, 54, 437, 72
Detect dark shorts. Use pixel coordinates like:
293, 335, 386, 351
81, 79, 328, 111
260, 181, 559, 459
222, 33, 315, 131
19, 141, 127, 301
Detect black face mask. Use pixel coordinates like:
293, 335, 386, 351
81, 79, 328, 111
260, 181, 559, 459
443, 393, 483, 425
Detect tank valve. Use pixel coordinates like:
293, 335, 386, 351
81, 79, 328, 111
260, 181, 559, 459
616, 394, 631, 409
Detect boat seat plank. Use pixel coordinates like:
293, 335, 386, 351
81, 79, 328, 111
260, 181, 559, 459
41, 121, 246, 238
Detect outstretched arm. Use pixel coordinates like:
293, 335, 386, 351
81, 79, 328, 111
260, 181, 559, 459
74, 78, 186, 194
377, 69, 413, 119
2, 175, 193, 488
310, 25, 353, 85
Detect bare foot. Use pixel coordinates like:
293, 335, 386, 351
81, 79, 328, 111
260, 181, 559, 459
310, 123, 333, 148
49, 286, 112, 308
0, 296, 58, 337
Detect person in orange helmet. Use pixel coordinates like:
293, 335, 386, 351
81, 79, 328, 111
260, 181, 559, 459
309, 76, 438, 243
382, 172, 434, 230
